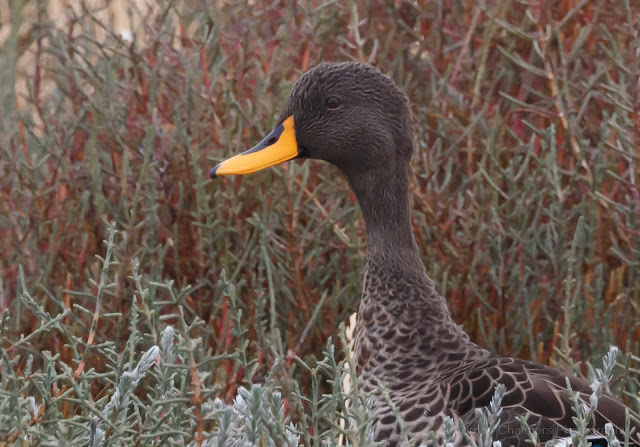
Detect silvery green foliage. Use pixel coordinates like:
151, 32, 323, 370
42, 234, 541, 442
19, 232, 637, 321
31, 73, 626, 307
435, 415, 457, 447
211, 385, 300, 447
1, 224, 636, 446
567, 346, 619, 447
470, 384, 506, 447
105, 345, 160, 417
605, 423, 622, 447
594, 346, 618, 386
90, 345, 160, 446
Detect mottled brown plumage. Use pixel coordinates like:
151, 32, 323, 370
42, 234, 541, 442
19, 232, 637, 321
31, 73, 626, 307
212, 61, 640, 446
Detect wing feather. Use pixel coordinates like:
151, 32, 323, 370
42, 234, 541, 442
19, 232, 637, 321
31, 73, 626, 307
445, 357, 640, 445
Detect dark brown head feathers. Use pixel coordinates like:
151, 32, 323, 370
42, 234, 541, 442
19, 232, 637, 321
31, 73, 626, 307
280, 62, 414, 174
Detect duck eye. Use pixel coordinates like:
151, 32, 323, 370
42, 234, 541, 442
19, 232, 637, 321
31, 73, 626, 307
326, 96, 341, 109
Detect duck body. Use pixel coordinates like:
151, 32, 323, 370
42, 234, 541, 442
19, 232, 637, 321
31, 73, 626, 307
355, 246, 636, 446
211, 62, 640, 446
355, 251, 490, 444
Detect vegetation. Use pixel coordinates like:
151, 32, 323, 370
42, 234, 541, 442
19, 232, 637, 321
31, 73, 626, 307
1, 0, 639, 445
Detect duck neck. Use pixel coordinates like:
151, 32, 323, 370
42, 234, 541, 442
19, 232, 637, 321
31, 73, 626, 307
348, 166, 422, 269
346, 164, 488, 376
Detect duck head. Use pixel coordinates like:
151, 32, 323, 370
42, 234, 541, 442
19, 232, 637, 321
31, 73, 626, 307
211, 62, 420, 253
210, 62, 414, 187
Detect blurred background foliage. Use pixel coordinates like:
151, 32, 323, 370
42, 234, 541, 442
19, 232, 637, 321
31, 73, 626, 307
1, 0, 640, 444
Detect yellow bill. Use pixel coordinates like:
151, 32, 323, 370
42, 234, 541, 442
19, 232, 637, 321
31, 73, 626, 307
210, 116, 302, 179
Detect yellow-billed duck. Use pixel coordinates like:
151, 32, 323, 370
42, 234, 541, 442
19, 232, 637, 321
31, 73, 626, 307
210, 61, 640, 447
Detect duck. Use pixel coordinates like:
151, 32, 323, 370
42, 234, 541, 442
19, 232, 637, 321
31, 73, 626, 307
210, 61, 640, 447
